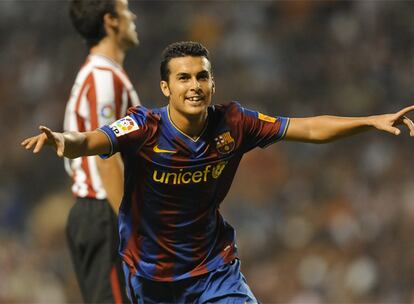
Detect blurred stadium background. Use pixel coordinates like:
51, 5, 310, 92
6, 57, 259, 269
2, 1, 414, 303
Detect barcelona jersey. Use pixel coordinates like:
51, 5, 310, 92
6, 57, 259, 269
99, 101, 289, 282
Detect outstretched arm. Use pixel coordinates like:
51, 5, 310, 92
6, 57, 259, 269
21, 126, 111, 158
285, 105, 414, 143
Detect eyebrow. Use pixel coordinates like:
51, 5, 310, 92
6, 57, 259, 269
176, 72, 190, 78
197, 71, 210, 77
175, 70, 210, 78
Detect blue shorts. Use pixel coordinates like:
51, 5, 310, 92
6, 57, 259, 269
123, 259, 258, 303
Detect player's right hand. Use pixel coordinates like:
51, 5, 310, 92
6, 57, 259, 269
21, 126, 65, 157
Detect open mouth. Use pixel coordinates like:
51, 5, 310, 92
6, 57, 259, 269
185, 96, 204, 105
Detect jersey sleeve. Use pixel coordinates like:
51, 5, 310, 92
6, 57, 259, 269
236, 102, 290, 152
98, 106, 153, 159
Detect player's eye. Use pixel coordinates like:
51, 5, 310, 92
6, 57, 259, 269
197, 72, 209, 81
178, 75, 189, 81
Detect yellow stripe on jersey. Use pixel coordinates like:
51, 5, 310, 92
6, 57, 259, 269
258, 113, 276, 123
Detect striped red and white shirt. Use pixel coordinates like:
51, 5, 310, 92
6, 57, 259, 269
63, 54, 140, 199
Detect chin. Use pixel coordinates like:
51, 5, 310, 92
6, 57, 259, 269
131, 38, 139, 46
184, 105, 208, 117
124, 34, 139, 47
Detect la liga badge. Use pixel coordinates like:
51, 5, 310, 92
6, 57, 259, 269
110, 117, 139, 137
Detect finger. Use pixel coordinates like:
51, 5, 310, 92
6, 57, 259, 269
56, 141, 64, 157
402, 116, 414, 136
24, 137, 38, 150
383, 126, 401, 135
39, 125, 51, 132
39, 126, 54, 141
396, 105, 414, 117
33, 135, 46, 153
21, 137, 31, 146
22, 135, 40, 147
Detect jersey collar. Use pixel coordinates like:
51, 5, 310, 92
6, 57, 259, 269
165, 105, 209, 143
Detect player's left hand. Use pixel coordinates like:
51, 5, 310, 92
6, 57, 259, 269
370, 105, 414, 136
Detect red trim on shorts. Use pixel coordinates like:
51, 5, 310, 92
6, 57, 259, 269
110, 266, 123, 304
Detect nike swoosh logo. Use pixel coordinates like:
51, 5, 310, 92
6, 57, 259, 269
153, 145, 176, 154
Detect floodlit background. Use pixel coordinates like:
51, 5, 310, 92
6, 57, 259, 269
2, 1, 414, 303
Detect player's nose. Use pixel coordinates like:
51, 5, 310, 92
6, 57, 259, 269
190, 78, 201, 90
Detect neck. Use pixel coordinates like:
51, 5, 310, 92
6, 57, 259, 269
169, 107, 208, 139
90, 37, 125, 66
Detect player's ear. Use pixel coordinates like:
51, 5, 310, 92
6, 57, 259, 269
103, 13, 119, 34
211, 77, 215, 94
160, 80, 170, 98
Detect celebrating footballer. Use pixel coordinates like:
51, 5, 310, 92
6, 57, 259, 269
22, 41, 414, 303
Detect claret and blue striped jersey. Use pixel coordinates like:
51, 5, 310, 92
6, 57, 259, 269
99, 101, 290, 282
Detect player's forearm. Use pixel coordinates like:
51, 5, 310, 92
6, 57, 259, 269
287, 116, 373, 143
60, 129, 111, 158
308, 115, 374, 142
61, 131, 90, 158
65, 129, 111, 158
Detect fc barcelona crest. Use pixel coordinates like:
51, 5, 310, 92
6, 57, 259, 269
214, 131, 235, 154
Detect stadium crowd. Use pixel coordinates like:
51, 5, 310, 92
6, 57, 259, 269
2, 1, 414, 302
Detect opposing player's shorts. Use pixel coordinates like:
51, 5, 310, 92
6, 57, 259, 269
67, 197, 127, 303
123, 259, 258, 303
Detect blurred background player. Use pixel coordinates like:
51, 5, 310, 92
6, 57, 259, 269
64, 0, 140, 302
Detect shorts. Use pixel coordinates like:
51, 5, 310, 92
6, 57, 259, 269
123, 259, 258, 303
66, 197, 128, 303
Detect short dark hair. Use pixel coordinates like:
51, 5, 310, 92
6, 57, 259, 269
69, 0, 117, 49
160, 41, 211, 81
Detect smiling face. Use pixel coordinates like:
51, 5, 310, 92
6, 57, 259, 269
114, 0, 138, 48
160, 56, 215, 123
